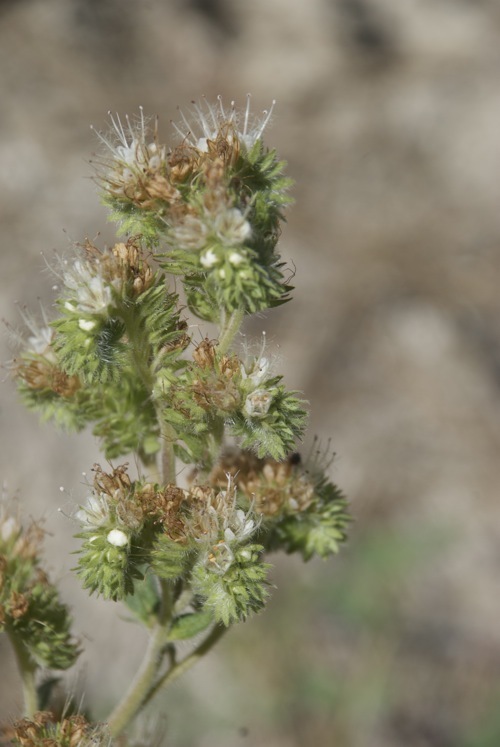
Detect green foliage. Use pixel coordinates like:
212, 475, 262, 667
234, 142, 293, 259
52, 313, 127, 384
87, 376, 160, 460
266, 477, 349, 560
18, 384, 88, 432
75, 528, 144, 602
11, 583, 80, 670
192, 545, 270, 626
101, 193, 167, 247
231, 380, 308, 460
124, 573, 161, 627
168, 609, 214, 641
150, 534, 194, 581
0, 519, 79, 672
184, 253, 290, 319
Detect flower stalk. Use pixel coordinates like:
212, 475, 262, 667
107, 581, 173, 737
7, 631, 38, 717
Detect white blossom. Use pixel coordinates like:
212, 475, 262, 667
200, 248, 219, 268
76, 494, 110, 529
244, 389, 273, 418
214, 208, 251, 246
79, 319, 96, 332
228, 252, 244, 266
173, 95, 275, 153
170, 214, 209, 250
93, 108, 167, 191
64, 260, 115, 314
107, 528, 129, 547
0, 514, 19, 543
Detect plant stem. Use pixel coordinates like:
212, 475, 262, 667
107, 581, 173, 738
143, 624, 228, 706
8, 632, 38, 717
218, 308, 244, 355
160, 420, 177, 486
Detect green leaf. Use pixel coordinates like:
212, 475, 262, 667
168, 609, 214, 641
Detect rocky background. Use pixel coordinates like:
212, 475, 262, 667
2, 1, 500, 745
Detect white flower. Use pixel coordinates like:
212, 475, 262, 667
78, 319, 96, 332
76, 494, 110, 528
241, 355, 271, 387
64, 260, 115, 314
208, 541, 234, 575
214, 208, 251, 246
171, 214, 209, 250
107, 528, 129, 547
173, 95, 275, 153
93, 108, 167, 191
11, 305, 55, 358
191, 475, 258, 549
0, 515, 19, 543
228, 252, 244, 266
224, 509, 255, 543
27, 325, 53, 355
200, 248, 219, 268
244, 389, 273, 418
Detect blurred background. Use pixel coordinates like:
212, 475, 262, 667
2, 0, 500, 745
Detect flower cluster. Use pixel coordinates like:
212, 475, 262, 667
75, 464, 267, 625
2, 711, 111, 747
5, 96, 350, 737
94, 96, 292, 320
0, 501, 79, 671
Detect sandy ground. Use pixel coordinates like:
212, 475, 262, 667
1, 1, 500, 745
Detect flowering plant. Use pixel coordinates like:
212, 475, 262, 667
2, 96, 349, 744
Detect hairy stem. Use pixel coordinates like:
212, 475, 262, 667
218, 308, 244, 355
107, 581, 173, 738
8, 632, 38, 717
160, 420, 177, 486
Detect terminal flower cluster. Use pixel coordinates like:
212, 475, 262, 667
4, 96, 350, 742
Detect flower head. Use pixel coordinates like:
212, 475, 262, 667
188, 476, 257, 547
173, 94, 275, 155
75, 493, 110, 529
92, 109, 170, 199
63, 258, 115, 314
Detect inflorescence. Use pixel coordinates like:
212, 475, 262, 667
4, 96, 349, 740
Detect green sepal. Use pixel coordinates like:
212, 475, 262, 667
123, 573, 161, 627
87, 376, 159, 460
75, 528, 144, 602
52, 313, 126, 384
231, 382, 307, 460
265, 479, 350, 560
192, 544, 270, 626
16, 374, 92, 432
10, 583, 80, 670
101, 193, 167, 247
167, 609, 214, 641
183, 254, 290, 320
151, 534, 195, 581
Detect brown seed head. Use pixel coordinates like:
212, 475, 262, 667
8, 590, 29, 620
193, 338, 217, 369
92, 463, 131, 498
136, 483, 187, 540
209, 449, 315, 517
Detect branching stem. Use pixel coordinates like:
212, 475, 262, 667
107, 580, 173, 738
143, 624, 228, 706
